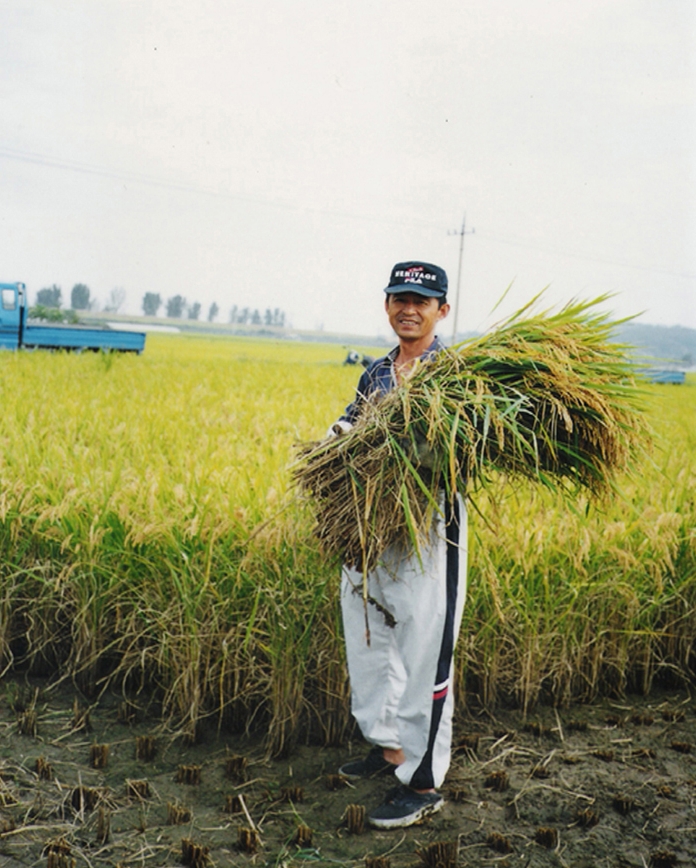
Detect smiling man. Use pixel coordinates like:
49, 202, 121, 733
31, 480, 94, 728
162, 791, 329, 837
328, 261, 468, 829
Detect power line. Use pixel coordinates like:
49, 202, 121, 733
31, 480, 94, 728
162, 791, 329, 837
0, 145, 440, 232
1, 144, 694, 282
474, 229, 696, 282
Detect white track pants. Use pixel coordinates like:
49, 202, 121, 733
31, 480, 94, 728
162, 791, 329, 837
340, 496, 467, 790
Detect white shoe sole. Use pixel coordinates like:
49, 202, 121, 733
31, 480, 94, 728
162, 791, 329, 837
368, 796, 444, 829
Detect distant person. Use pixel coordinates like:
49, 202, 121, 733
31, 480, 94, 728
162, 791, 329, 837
343, 350, 375, 368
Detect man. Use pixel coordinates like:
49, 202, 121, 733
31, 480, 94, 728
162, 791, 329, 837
330, 261, 468, 829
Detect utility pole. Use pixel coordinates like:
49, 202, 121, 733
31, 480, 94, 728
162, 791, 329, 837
448, 214, 475, 345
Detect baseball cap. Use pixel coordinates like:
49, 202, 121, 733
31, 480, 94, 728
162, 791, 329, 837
384, 261, 448, 298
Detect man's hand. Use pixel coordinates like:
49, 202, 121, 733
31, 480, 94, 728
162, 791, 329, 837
325, 420, 353, 440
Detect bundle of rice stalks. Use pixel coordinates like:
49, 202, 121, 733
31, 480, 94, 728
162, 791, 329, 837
294, 297, 650, 572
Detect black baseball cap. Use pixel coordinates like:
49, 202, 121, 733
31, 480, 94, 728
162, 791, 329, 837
384, 261, 448, 298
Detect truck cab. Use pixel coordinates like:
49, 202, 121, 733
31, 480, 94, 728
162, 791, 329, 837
0, 282, 24, 349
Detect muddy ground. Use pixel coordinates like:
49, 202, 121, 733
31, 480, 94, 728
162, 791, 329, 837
0, 677, 694, 868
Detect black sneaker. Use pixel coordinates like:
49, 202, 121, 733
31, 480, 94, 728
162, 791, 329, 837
338, 745, 398, 779
368, 785, 444, 829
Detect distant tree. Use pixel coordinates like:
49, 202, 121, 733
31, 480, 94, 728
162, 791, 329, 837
208, 302, 219, 322
36, 285, 62, 308
187, 301, 201, 320
104, 286, 126, 313
166, 295, 186, 318
71, 283, 91, 310
238, 307, 249, 325
228, 305, 238, 324
272, 308, 285, 327
264, 308, 273, 326
142, 292, 162, 316
250, 308, 261, 325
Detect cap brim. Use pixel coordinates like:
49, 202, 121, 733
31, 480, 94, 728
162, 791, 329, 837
384, 284, 445, 298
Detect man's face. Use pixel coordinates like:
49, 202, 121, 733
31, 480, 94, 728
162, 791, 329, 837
385, 292, 449, 342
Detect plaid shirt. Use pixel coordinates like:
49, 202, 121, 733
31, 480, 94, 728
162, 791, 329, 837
340, 336, 445, 425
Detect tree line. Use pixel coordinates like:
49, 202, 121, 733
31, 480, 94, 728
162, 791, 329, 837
142, 293, 285, 327
31, 285, 286, 329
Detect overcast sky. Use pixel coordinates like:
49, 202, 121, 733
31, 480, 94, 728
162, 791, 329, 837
1, 0, 694, 338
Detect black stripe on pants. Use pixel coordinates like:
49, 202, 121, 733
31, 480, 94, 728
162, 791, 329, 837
409, 497, 461, 791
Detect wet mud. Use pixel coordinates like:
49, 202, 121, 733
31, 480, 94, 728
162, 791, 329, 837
1, 677, 694, 867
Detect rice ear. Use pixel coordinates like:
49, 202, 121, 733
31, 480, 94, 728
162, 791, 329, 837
294, 295, 652, 572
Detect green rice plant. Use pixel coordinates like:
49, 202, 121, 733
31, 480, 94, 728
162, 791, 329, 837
0, 335, 353, 744
458, 374, 696, 709
0, 331, 693, 751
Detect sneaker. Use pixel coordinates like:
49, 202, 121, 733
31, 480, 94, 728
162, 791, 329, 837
368, 785, 444, 829
338, 745, 398, 779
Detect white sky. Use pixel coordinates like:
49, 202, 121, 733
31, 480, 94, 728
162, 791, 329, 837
1, 0, 694, 337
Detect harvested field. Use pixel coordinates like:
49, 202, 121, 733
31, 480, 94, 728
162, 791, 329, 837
1, 677, 695, 867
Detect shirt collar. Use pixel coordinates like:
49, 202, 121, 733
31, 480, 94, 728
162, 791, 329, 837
387, 336, 443, 362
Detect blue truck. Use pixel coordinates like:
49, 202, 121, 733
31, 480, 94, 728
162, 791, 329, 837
643, 368, 686, 385
0, 282, 146, 353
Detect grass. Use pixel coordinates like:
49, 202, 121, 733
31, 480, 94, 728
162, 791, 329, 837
0, 331, 694, 753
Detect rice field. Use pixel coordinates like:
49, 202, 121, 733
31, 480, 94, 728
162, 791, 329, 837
0, 333, 694, 755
